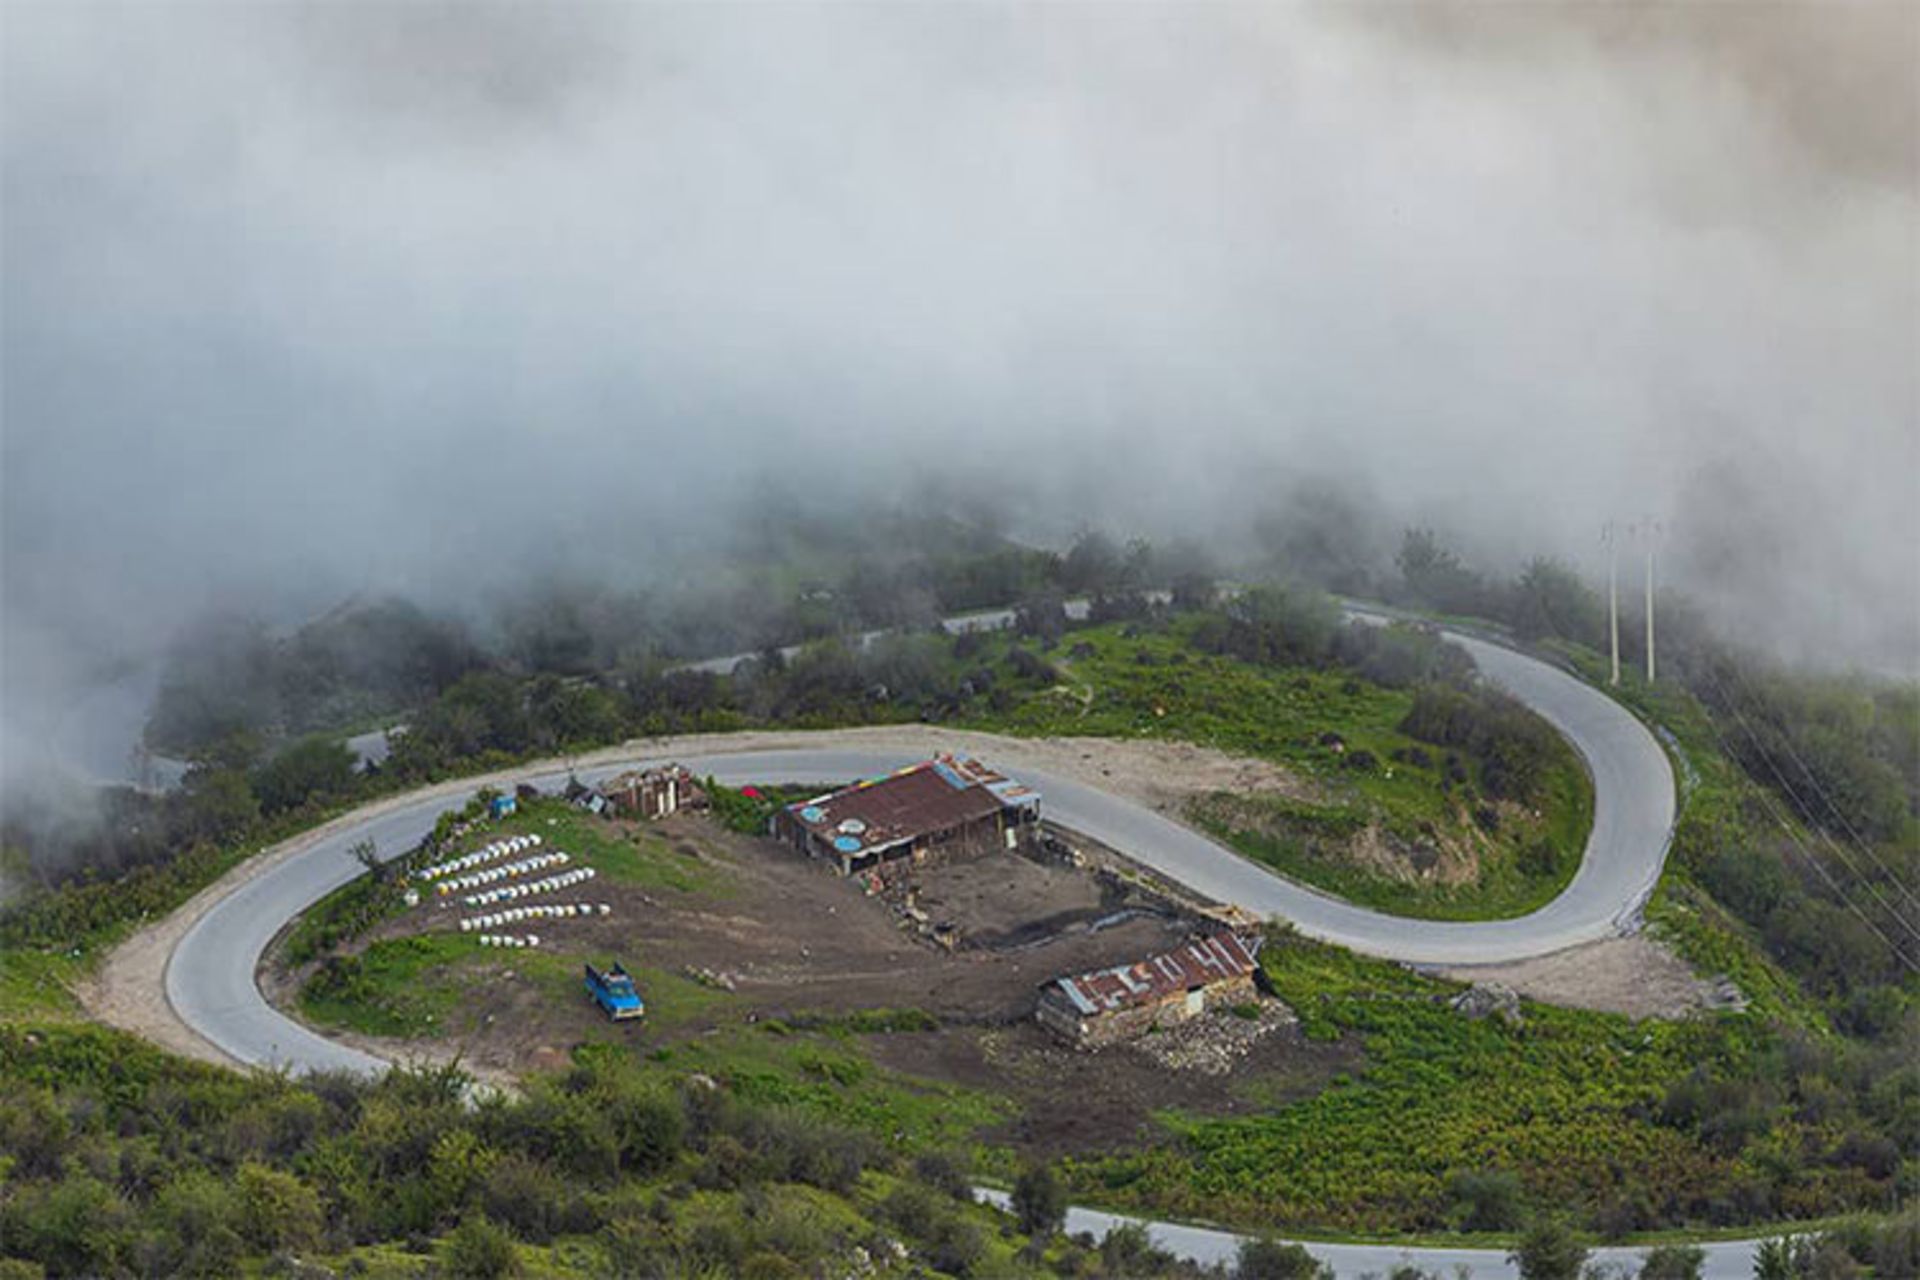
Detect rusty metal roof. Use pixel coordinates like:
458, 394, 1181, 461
1045, 933, 1261, 1018
605, 764, 693, 791
785, 754, 1038, 857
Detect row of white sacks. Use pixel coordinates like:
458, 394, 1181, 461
433, 851, 570, 895
417, 834, 544, 881
463, 866, 596, 907
459, 903, 611, 931
478, 934, 541, 948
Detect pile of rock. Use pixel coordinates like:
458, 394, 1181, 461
1450, 981, 1524, 1028
683, 965, 740, 992
1131, 1000, 1296, 1075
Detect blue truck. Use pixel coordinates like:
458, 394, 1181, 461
583, 962, 645, 1021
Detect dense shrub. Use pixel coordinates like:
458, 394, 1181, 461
1446, 1168, 1523, 1231
1508, 1219, 1587, 1280
444, 1214, 520, 1280
1399, 684, 1559, 804
1012, 1162, 1067, 1238
1235, 1237, 1332, 1279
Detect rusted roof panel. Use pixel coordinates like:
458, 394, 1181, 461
1047, 933, 1261, 1017
785, 754, 1037, 856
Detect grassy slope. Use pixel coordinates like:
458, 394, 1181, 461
1061, 931, 1882, 1237
292, 798, 734, 1040
0, 1021, 1046, 1280
962, 617, 1594, 921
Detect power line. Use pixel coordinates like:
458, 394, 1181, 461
1695, 711, 1920, 973
1708, 654, 1920, 911
1683, 662, 1920, 970
1693, 660, 1920, 944
1691, 659, 1920, 935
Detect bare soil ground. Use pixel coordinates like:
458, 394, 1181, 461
296, 805, 1359, 1162
900, 846, 1180, 951
1433, 935, 1721, 1019
262, 810, 1224, 1080
76, 726, 1305, 1066
869, 1016, 1359, 1159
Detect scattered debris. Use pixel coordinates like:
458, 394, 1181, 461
1130, 1001, 1296, 1075
1450, 981, 1524, 1027
1703, 975, 1748, 1012
683, 964, 740, 992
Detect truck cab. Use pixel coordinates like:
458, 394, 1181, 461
584, 962, 645, 1021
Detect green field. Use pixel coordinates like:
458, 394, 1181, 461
291, 796, 736, 1040
1060, 929, 1904, 1237
963, 617, 1595, 920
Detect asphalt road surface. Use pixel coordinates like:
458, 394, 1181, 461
157, 613, 1703, 1275
974, 1189, 1764, 1280
168, 608, 1675, 1068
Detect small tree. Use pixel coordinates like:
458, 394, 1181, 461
234, 1162, 322, 1254
1752, 1237, 1795, 1280
1639, 1243, 1704, 1280
1509, 1218, 1588, 1280
1874, 1210, 1920, 1280
1009, 1162, 1066, 1239
445, 1214, 520, 1280
1236, 1236, 1333, 1279
1098, 1222, 1165, 1274
1447, 1168, 1524, 1232
349, 837, 384, 879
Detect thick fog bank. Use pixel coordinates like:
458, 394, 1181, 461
4, 2, 1914, 792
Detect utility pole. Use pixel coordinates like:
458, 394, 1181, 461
1603, 522, 1621, 686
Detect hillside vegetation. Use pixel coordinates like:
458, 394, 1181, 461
5, 523, 1916, 1267
0, 1022, 1242, 1280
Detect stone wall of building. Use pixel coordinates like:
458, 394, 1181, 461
1038, 970, 1260, 1048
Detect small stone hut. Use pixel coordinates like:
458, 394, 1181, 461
1036, 932, 1262, 1048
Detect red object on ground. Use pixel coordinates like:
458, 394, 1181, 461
740, 786, 762, 798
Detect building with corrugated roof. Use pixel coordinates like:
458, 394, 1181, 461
772, 754, 1040, 877
1036, 932, 1262, 1047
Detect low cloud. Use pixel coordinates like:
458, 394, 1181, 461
3, 1, 1913, 788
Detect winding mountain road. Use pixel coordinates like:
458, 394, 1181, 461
163, 611, 1674, 1075
140, 612, 1707, 1275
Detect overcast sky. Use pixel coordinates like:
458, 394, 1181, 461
4, 1, 1915, 760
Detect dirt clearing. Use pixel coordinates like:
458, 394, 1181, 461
1432, 935, 1731, 1019
261, 804, 1226, 1080
868, 1016, 1359, 1160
